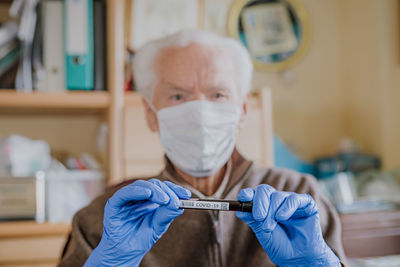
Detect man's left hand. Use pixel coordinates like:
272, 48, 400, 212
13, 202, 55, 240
236, 184, 340, 267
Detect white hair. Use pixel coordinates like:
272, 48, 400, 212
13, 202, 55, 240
133, 29, 253, 104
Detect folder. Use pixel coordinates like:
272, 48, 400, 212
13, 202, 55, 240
0, 46, 21, 77
41, 0, 65, 92
93, 0, 106, 91
64, 0, 94, 90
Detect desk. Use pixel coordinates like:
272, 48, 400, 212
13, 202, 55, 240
0, 221, 70, 267
341, 209, 400, 258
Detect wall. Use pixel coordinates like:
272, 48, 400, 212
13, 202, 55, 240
253, 0, 399, 169
339, 0, 400, 169
253, 0, 345, 161
381, 0, 400, 169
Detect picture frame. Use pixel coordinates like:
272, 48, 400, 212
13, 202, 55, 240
241, 2, 298, 57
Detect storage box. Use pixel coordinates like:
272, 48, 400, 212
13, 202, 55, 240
0, 173, 45, 222
45, 170, 105, 223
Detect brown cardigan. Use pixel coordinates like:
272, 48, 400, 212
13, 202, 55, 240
58, 151, 346, 266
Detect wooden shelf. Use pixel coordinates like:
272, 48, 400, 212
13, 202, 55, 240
0, 221, 70, 238
0, 90, 110, 114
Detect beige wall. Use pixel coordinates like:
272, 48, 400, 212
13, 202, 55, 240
382, 0, 400, 169
253, 0, 345, 161
253, 0, 399, 169
339, 0, 400, 169
340, 0, 384, 156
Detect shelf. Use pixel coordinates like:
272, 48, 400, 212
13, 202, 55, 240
0, 90, 110, 114
0, 221, 70, 238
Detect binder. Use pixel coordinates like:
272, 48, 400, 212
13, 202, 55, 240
42, 0, 65, 92
93, 0, 106, 91
64, 0, 94, 90
0, 46, 21, 77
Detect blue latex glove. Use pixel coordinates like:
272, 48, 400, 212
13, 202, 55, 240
236, 184, 340, 267
84, 179, 191, 267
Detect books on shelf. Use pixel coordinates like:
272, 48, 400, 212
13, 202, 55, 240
93, 0, 107, 91
0, 22, 20, 88
0, 39, 18, 60
0, 0, 107, 92
0, 43, 20, 77
41, 0, 65, 92
64, 0, 94, 90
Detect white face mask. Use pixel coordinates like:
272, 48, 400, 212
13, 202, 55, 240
156, 100, 242, 177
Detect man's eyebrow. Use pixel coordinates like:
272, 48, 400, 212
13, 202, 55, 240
166, 83, 191, 93
207, 86, 230, 93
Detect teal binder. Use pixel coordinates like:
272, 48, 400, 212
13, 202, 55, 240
64, 0, 94, 90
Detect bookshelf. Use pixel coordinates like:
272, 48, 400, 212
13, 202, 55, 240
0, 221, 70, 238
0, 90, 109, 112
0, 0, 126, 183
0, 1, 126, 265
0, 221, 70, 266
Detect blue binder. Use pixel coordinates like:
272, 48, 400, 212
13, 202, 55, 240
64, 0, 94, 90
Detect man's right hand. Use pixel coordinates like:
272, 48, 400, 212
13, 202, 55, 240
84, 179, 191, 267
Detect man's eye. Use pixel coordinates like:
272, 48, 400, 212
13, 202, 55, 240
172, 94, 183, 101
214, 93, 224, 98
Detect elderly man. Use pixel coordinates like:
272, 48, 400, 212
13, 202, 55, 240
59, 29, 346, 267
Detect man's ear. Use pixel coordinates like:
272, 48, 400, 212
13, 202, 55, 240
142, 98, 159, 132
239, 93, 250, 129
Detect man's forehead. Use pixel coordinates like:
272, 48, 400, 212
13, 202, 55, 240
157, 42, 217, 58
154, 43, 236, 84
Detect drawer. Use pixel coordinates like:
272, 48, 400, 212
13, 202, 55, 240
341, 209, 400, 257
0, 235, 67, 266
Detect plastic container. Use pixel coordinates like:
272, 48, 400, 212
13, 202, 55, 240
45, 170, 105, 223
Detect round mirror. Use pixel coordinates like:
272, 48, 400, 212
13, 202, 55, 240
227, 0, 311, 71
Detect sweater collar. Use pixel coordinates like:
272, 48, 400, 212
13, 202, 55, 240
159, 148, 253, 198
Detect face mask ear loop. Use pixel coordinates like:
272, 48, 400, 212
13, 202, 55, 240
144, 98, 157, 113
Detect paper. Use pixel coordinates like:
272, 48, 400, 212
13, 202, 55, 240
130, 0, 199, 50
203, 0, 234, 36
